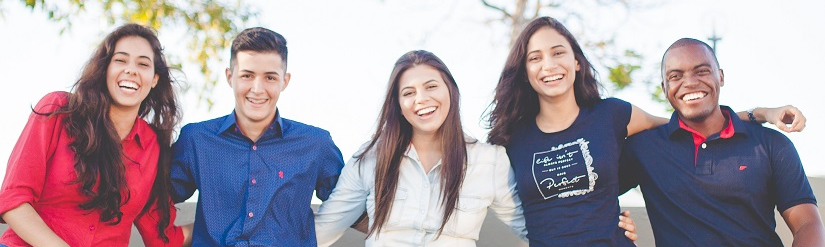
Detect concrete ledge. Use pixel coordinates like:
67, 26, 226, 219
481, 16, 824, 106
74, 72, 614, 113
3, 177, 824, 246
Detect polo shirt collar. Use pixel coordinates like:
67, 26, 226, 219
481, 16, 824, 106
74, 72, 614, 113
218, 109, 284, 138
666, 105, 750, 140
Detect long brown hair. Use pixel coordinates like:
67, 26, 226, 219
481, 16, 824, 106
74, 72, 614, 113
357, 50, 468, 237
484, 16, 603, 146
42, 23, 180, 242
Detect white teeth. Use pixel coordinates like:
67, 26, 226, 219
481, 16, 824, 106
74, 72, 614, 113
542, 75, 563, 82
682, 92, 707, 101
247, 98, 267, 104
119, 81, 139, 90
416, 106, 436, 116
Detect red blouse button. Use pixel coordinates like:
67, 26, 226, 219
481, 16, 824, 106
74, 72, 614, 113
89, 225, 95, 231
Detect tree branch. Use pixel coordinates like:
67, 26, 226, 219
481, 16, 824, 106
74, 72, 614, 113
480, 0, 512, 19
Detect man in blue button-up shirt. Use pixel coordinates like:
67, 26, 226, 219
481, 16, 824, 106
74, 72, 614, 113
170, 27, 345, 247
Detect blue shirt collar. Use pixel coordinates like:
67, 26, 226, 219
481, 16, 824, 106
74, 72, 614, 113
666, 105, 750, 139
218, 109, 284, 138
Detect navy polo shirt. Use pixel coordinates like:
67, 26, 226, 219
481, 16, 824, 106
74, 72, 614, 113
170, 110, 345, 246
620, 106, 816, 246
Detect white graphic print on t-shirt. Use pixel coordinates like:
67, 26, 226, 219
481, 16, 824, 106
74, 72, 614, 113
532, 138, 597, 199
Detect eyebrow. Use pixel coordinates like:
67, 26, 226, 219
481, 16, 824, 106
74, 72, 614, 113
400, 79, 438, 91
665, 63, 712, 75
527, 45, 565, 55
239, 69, 281, 76
114, 51, 152, 61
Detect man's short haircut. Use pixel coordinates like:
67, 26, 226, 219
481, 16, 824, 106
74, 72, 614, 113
229, 27, 288, 70
661, 38, 720, 71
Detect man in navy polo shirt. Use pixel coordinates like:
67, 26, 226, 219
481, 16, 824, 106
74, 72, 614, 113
620, 38, 825, 246
169, 27, 345, 246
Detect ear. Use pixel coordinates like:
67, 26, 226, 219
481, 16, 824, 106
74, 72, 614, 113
225, 67, 233, 87
575, 59, 581, 71
152, 74, 159, 89
282, 73, 291, 91
718, 69, 725, 87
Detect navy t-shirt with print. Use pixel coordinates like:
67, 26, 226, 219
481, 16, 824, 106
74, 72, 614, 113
506, 98, 634, 247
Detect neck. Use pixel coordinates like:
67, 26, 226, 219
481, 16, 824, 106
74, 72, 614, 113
535, 93, 580, 133
236, 118, 273, 142
411, 131, 443, 174
680, 108, 726, 137
109, 106, 139, 140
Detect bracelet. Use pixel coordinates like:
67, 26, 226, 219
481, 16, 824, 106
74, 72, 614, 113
747, 107, 758, 122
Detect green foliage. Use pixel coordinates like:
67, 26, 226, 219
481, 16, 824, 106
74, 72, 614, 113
10, 0, 255, 110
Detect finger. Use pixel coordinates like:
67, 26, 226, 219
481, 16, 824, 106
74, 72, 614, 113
775, 120, 792, 132
621, 210, 631, 217
625, 231, 638, 242
790, 110, 806, 132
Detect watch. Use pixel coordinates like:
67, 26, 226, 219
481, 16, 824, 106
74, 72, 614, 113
747, 107, 758, 122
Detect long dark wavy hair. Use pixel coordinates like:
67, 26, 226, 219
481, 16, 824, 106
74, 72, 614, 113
484, 16, 603, 146
357, 50, 469, 238
43, 23, 180, 242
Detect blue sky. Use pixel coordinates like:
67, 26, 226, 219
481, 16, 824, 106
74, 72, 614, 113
1, 0, 823, 205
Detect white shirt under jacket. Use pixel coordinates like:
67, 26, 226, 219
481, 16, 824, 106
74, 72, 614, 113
314, 138, 527, 247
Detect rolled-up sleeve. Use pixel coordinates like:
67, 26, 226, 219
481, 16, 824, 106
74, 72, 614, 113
314, 133, 345, 201
315, 156, 369, 247
488, 145, 528, 241
0, 92, 65, 223
134, 198, 184, 247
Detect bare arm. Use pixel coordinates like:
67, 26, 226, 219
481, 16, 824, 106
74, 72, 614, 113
781, 203, 825, 247
627, 104, 668, 137
628, 105, 807, 137
181, 223, 194, 247
782, 203, 825, 246
738, 106, 806, 132
0, 203, 69, 247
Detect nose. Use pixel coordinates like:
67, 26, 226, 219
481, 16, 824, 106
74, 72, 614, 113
250, 77, 264, 93
542, 57, 558, 71
682, 74, 700, 88
414, 89, 430, 104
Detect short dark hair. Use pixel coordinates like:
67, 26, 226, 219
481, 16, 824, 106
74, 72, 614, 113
229, 27, 288, 70
661, 38, 720, 76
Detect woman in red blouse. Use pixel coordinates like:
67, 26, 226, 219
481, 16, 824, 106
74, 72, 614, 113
0, 24, 189, 246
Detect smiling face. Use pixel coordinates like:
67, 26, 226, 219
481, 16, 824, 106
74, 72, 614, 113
227, 51, 290, 128
525, 27, 581, 102
398, 65, 451, 137
106, 36, 159, 115
662, 44, 724, 123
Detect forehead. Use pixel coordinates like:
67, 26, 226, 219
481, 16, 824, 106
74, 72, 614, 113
399, 65, 444, 88
234, 51, 285, 72
114, 36, 154, 57
527, 27, 570, 51
664, 44, 715, 70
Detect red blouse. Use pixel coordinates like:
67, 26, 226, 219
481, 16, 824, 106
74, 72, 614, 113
0, 92, 183, 247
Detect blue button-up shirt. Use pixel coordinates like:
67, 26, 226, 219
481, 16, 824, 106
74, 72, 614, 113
171, 110, 344, 247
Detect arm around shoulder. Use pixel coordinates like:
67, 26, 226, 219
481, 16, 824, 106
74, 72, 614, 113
627, 104, 668, 137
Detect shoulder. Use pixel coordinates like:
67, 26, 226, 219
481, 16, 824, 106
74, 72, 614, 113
282, 117, 333, 139
626, 124, 668, 145
467, 140, 507, 166
743, 123, 794, 147
178, 114, 230, 138
33, 91, 70, 113
599, 97, 632, 113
